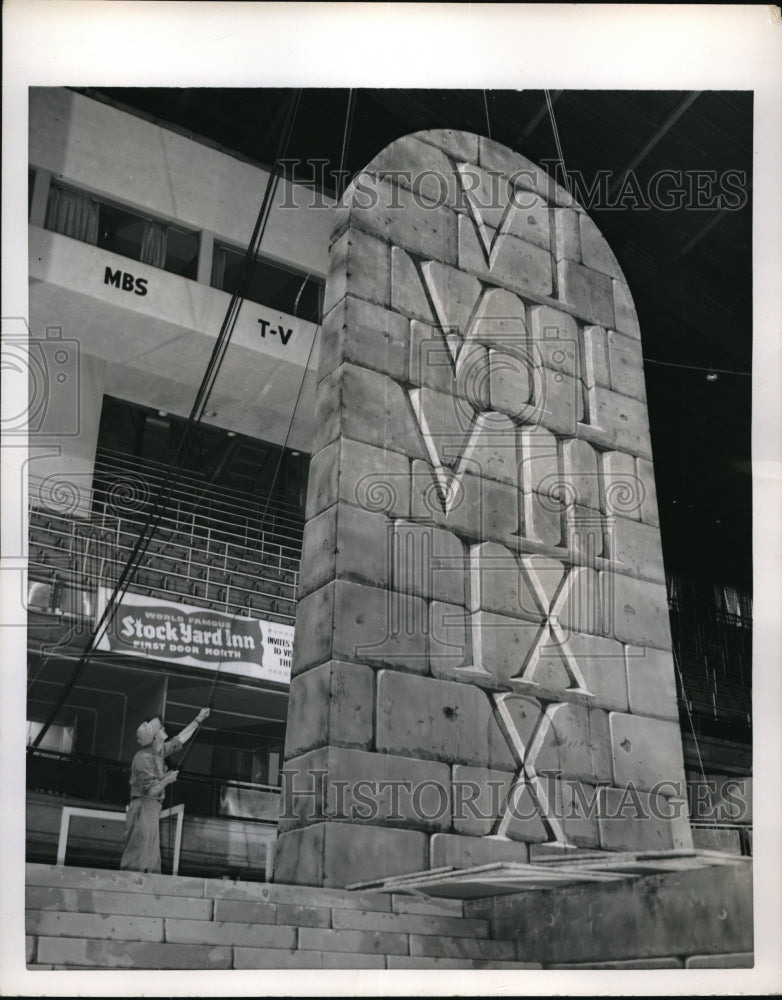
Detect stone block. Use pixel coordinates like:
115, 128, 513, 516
387, 955, 542, 969
502, 198, 551, 250
391, 895, 464, 917
478, 135, 566, 205
489, 349, 532, 418
208, 899, 277, 925
579, 214, 623, 278
550, 958, 683, 969
553, 207, 581, 261
411, 464, 520, 546
283, 660, 374, 757
454, 342, 491, 410
429, 600, 469, 672
636, 456, 660, 526
518, 424, 558, 494
613, 279, 641, 339
324, 229, 390, 314
331, 907, 489, 938
583, 324, 611, 388
562, 438, 601, 510
418, 128, 480, 166
558, 779, 601, 848
609, 713, 686, 793
473, 861, 752, 965
273, 822, 428, 889
409, 385, 478, 471
557, 259, 615, 328
453, 414, 516, 487
590, 386, 651, 457
451, 764, 515, 836
685, 952, 753, 969
299, 925, 409, 956
349, 175, 458, 264
567, 504, 608, 564
338, 436, 412, 519
471, 286, 528, 352
26, 936, 35, 964
330, 746, 453, 832
391, 247, 435, 322
291, 583, 334, 673
210, 878, 390, 913
164, 918, 296, 949
35, 936, 232, 969
458, 215, 553, 299
468, 541, 543, 621
471, 609, 539, 684
458, 162, 550, 248
340, 363, 428, 461
321, 295, 409, 383
609, 514, 666, 582
608, 328, 646, 400
333, 579, 428, 671
597, 786, 675, 852
311, 368, 342, 452
233, 947, 322, 969
530, 305, 580, 378
410, 932, 517, 961
376, 670, 515, 769
368, 134, 463, 209
25, 910, 163, 942
567, 632, 629, 712
321, 951, 387, 968
603, 450, 641, 519
409, 320, 456, 393
558, 566, 602, 637
523, 489, 564, 548
420, 260, 482, 340
456, 161, 521, 229
530, 703, 610, 784
603, 572, 672, 649
25, 885, 212, 919
305, 441, 339, 520
273, 903, 331, 928
430, 833, 530, 869
392, 523, 465, 604
536, 368, 584, 436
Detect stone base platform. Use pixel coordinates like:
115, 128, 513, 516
24, 863, 536, 970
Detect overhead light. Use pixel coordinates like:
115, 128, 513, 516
205, 410, 218, 418
158, 410, 168, 417
705, 371, 719, 382
227, 431, 236, 438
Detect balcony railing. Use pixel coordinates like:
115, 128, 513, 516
28, 449, 304, 626
27, 747, 280, 823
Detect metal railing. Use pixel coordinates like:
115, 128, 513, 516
28, 450, 304, 625
26, 746, 281, 823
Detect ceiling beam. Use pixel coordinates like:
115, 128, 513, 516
608, 91, 702, 198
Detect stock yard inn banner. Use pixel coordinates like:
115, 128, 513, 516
95, 588, 293, 684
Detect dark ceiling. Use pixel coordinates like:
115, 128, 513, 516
83, 87, 753, 589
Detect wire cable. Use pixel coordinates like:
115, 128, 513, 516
545, 88, 570, 196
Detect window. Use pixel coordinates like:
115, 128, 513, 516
44, 181, 199, 279
212, 243, 323, 323
27, 719, 75, 754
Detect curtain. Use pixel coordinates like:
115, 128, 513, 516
140, 220, 168, 268
44, 185, 98, 244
